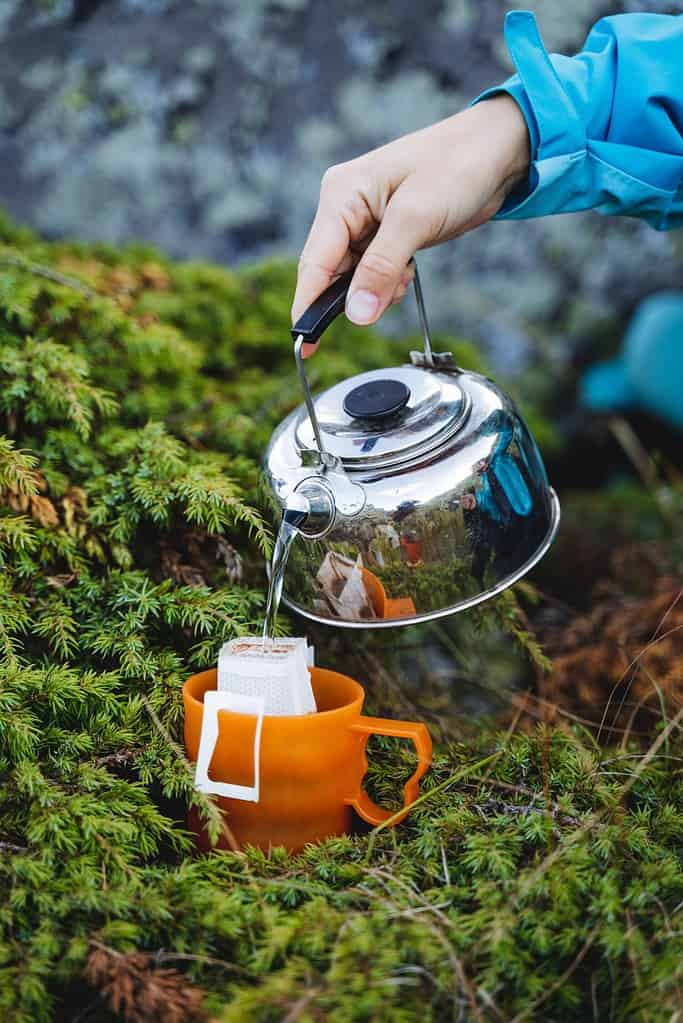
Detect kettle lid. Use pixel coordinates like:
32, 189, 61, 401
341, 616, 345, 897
294, 365, 470, 470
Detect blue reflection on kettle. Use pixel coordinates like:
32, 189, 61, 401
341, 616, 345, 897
474, 410, 533, 523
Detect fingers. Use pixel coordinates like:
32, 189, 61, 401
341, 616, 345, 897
292, 228, 353, 327
345, 187, 428, 326
292, 166, 428, 352
391, 262, 416, 305
292, 166, 374, 329
299, 252, 412, 357
294, 241, 355, 358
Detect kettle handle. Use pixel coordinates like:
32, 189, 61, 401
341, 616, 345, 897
290, 269, 355, 344
290, 259, 435, 367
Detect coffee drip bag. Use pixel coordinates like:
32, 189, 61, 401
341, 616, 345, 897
217, 637, 316, 716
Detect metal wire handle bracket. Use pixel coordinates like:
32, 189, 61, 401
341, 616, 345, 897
293, 335, 336, 468
409, 259, 456, 371
292, 336, 366, 514
411, 260, 434, 367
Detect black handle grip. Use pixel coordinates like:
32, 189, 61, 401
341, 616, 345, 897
291, 270, 354, 344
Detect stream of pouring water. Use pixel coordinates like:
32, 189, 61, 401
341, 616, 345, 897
262, 506, 307, 646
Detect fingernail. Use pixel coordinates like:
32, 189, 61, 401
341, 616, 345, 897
346, 290, 379, 325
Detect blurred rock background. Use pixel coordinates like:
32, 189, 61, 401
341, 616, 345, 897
0, 0, 681, 375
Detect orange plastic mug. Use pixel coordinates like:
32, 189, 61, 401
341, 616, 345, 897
183, 667, 432, 853
361, 567, 418, 621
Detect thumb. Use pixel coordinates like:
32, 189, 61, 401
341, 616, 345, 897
345, 190, 428, 326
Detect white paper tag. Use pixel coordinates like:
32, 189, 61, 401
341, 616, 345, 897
195, 690, 265, 802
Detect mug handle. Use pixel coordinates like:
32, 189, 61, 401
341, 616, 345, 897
347, 718, 432, 827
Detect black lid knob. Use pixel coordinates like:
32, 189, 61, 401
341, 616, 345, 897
343, 378, 410, 420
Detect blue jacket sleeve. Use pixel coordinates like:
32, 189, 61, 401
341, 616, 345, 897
472, 11, 683, 230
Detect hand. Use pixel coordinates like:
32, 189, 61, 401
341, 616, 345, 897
292, 94, 530, 356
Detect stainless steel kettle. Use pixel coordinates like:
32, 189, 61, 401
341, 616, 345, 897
262, 263, 560, 628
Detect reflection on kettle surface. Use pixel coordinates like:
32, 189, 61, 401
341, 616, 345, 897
263, 368, 560, 629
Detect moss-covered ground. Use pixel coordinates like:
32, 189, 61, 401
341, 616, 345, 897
0, 212, 681, 1022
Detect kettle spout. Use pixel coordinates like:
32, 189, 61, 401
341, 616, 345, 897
283, 491, 311, 529
284, 481, 335, 538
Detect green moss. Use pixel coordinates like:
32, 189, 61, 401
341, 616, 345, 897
0, 212, 680, 1022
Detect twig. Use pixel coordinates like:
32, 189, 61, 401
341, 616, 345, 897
153, 949, 250, 977
387, 900, 454, 921
472, 799, 580, 827
94, 749, 136, 770
598, 623, 683, 742
440, 841, 451, 886
0, 839, 28, 853
465, 774, 580, 822
651, 588, 683, 642
93, 832, 136, 881
620, 663, 671, 753
281, 985, 322, 1023
368, 867, 453, 930
0, 248, 98, 298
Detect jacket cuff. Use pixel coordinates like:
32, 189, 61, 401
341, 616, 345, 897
469, 10, 587, 219
469, 10, 682, 227
470, 79, 540, 214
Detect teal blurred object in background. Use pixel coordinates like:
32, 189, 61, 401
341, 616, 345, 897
581, 292, 683, 431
